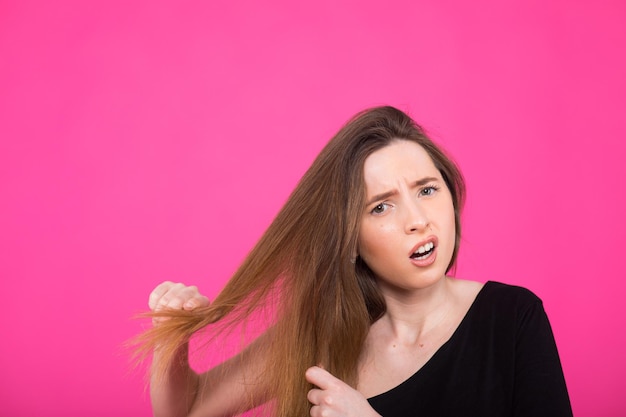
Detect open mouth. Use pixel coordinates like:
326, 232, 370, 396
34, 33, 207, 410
410, 241, 435, 260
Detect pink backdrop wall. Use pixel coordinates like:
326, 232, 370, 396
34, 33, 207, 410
1, 1, 625, 416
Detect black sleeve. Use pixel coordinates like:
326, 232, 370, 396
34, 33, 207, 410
513, 298, 573, 417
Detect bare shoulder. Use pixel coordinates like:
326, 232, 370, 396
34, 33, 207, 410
447, 278, 484, 308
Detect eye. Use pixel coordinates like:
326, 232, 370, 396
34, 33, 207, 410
419, 185, 440, 197
371, 203, 389, 215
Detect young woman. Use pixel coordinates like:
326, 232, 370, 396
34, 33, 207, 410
138, 106, 572, 417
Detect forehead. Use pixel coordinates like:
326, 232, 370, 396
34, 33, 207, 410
362, 140, 439, 189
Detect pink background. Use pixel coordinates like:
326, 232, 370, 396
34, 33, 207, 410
1, 0, 625, 416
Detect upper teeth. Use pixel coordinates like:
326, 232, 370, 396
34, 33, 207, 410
416, 242, 434, 254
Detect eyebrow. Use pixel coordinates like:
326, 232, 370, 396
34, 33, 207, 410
365, 176, 440, 206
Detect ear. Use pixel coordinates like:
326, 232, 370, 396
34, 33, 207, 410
350, 251, 359, 264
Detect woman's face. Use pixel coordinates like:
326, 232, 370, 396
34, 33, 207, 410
357, 140, 456, 296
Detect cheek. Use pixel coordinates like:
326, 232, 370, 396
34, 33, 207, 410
357, 228, 375, 258
358, 222, 397, 260
442, 206, 457, 253
357, 233, 385, 277
440, 193, 456, 233
358, 224, 378, 257
448, 209, 457, 235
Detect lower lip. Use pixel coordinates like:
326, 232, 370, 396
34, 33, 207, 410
410, 246, 437, 267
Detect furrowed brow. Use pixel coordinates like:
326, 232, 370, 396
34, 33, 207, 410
414, 176, 439, 187
366, 190, 398, 206
365, 176, 440, 206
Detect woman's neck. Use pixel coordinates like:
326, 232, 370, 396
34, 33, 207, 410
375, 276, 454, 345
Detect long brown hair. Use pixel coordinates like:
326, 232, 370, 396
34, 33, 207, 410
134, 106, 466, 416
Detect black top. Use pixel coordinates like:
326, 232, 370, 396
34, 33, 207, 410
367, 281, 573, 417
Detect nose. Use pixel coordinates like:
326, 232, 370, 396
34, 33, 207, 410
404, 201, 430, 234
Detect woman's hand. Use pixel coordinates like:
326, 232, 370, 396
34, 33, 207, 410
306, 366, 381, 417
148, 281, 210, 324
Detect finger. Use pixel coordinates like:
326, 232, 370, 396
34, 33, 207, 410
157, 282, 189, 310
309, 405, 322, 417
305, 366, 338, 390
309, 404, 323, 417
148, 281, 174, 310
183, 294, 210, 310
175, 285, 205, 309
307, 388, 322, 405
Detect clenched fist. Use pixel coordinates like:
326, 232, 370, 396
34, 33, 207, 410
148, 281, 210, 324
